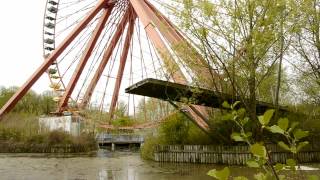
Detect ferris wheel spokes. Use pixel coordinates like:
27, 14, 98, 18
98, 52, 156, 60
57, 4, 115, 112
108, 8, 137, 120
0, 0, 212, 133
79, 7, 131, 109
0, 0, 108, 118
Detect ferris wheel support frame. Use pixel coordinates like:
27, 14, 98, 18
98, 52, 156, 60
57, 3, 115, 112
108, 8, 137, 120
79, 8, 131, 108
0, 0, 210, 132
145, 1, 218, 89
129, 0, 209, 130
0, 0, 108, 118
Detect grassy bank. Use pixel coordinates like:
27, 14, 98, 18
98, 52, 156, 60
0, 113, 97, 153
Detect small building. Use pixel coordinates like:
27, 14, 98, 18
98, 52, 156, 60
39, 115, 83, 136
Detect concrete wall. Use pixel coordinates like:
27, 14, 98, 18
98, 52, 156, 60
39, 115, 83, 136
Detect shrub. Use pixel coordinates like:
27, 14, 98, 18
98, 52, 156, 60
112, 116, 135, 127
159, 113, 189, 144
47, 130, 72, 145
141, 135, 160, 160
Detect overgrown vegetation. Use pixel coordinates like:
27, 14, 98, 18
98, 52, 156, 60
0, 113, 95, 147
207, 102, 317, 180
0, 88, 96, 152
141, 112, 213, 159
0, 86, 56, 115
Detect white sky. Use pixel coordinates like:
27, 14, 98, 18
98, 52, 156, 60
0, 1, 50, 93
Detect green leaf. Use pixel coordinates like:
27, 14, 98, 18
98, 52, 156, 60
245, 132, 252, 138
286, 159, 296, 169
278, 175, 286, 180
207, 167, 230, 180
241, 117, 249, 125
274, 163, 285, 172
297, 141, 309, 152
294, 129, 309, 140
278, 118, 289, 131
231, 101, 241, 109
288, 122, 299, 132
250, 143, 267, 158
258, 109, 275, 126
254, 173, 267, 180
234, 176, 248, 180
278, 141, 291, 151
237, 108, 246, 118
246, 160, 260, 168
222, 114, 233, 121
222, 101, 231, 109
258, 116, 264, 126
267, 125, 285, 134
307, 175, 319, 180
231, 132, 245, 142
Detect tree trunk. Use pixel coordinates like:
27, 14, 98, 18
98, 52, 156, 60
275, 10, 284, 120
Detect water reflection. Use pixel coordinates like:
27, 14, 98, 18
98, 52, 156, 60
0, 151, 319, 180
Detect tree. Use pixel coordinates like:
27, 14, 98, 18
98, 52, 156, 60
169, 0, 292, 137
291, 0, 320, 104
0, 87, 56, 115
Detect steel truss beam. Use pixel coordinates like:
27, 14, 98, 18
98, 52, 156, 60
145, 0, 216, 88
129, 0, 210, 131
129, 0, 186, 83
0, 0, 108, 119
80, 9, 131, 108
109, 8, 136, 120
58, 4, 115, 112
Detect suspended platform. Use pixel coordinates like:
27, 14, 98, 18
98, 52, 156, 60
125, 78, 288, 115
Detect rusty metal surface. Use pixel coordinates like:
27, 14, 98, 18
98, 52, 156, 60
125, 78, 289, 114
130, 0, 210, 131
0, 0, 107, 119
109, 9, 136, 120
80, 8, 131, 108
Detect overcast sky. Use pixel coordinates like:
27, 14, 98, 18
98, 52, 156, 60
0, 1, 50, 93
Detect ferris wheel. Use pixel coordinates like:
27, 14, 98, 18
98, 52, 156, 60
0, 0, 212, 131
42, 0, 171, 119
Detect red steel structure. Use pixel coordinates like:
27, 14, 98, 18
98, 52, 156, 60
0, 0, 212, 132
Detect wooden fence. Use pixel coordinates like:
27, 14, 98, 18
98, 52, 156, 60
154, 144, 320, 165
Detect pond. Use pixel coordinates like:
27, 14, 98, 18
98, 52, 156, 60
0, 150, 319, 180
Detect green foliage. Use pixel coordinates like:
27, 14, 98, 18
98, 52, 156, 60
258, 109, 275, 126
250, 143, 267, 159
234, 177, 248, 180
267, 125, 285, 134
0, 87, 56, 115
0, 112, 95, 148
231, 132, 244, 142
141, 112, 213, 160
293, 129, 309, 140
207, 167, 230, 180
277, 118, 289, 131
140, 135, 160, 160
208, 101, 318, 179
112, 116, 135, 127
308, 175, 320, 180
159, 113, 189, 144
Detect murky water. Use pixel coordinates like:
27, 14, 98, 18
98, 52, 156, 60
0, 150, 319, 180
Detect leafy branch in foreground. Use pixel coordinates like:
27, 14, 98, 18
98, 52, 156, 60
207, 101, 317, 180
